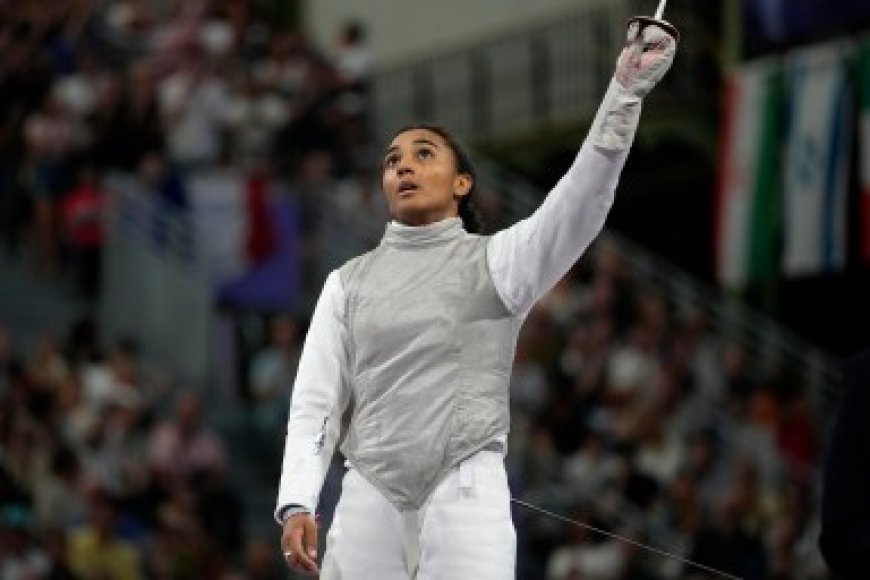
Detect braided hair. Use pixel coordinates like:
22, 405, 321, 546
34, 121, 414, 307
389, 124, 484, 234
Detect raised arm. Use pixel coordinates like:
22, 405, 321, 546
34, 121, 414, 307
487, 22, 676, 317
276, 271, 349, 572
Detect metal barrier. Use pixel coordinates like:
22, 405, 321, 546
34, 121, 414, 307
372, 0, 716, 141
102, 175, 211, 386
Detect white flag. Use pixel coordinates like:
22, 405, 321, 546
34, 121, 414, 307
782, 42, 852, 276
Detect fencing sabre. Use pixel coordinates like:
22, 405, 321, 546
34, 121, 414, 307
511, 498, 742, 580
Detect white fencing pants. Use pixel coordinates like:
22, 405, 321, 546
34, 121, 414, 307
320, 450, 516, 580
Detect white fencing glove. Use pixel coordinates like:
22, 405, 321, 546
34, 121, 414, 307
590, 21, 677, 151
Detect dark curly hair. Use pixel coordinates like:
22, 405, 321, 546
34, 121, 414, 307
388, 124, 484, 234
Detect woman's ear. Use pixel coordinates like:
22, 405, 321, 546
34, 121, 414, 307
453, 173, 473, 200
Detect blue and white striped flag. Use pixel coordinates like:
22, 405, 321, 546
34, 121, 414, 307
782, 42, 853, 277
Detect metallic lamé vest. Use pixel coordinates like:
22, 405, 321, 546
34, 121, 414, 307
338, 218, 521, 510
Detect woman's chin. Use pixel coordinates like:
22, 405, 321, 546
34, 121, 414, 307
393, 202, 435, 225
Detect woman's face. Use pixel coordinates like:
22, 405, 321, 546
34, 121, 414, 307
382, 128, 472, 226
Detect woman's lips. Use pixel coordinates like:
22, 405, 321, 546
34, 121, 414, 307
397, 183, 419, 197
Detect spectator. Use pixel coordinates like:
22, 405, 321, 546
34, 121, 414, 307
223, 68, 288, 169
254, 30, 316, 110
68, 490, 141, 580
148, 393, 226, 488
563, 428, 619, 504
333, 21, 371, 94
220, 0, 271, 63
0, 504, 50, 580
776, 389, 817, 480
23, 92, 88, 277
158, 44, 230, 168
606, 323, 660, 411
559, 324, 608, 405
28, 332, 69, 390
331, 20, 372, 165
688, 488, 768, 579
192, 468, 244, 554
43, 527, 77, 580
722, 343, 755, 412
538, 278, 585, 329
55, 368, 100, 453
247, 313, 300, 427
32, 448, 87, 532
80, 339, 148, 416
546, 511, 629, 580
511, 341, 549, 416
52, 46, 107, 123
92, 62, 165, 171
632, 405, 685, 487
60, 164, 105, 301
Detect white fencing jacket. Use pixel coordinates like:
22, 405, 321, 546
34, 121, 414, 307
276, 81, 636, 521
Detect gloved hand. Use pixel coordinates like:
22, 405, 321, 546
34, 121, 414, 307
590, 21, 677, 151
615, 21, 677, 98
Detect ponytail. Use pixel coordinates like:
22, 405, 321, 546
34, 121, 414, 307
458, 194, 483, 234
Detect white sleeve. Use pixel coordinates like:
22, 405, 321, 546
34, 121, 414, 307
274, 270, 350, 521
487, 140, 628, 317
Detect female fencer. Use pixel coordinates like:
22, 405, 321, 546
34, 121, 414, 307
277, 19, 677, 579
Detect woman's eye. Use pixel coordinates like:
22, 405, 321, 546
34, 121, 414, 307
417, 148, 433, 160
384, 155, 399, 168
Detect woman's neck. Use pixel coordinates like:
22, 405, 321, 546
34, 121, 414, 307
383, 216, 464, 247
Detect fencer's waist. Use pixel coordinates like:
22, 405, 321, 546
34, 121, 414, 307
341, 435, 507, 511
345, 439, 504, 470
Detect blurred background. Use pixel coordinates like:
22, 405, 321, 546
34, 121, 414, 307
0, 0, 868, 578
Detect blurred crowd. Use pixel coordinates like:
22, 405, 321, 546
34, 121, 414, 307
0, 317, 262, 579
0, 1, 833, 580
0, 0, 372, 302
0, 253, 828, 579
0, 0, 367, 578
237, 241, 829, 580
505, 242, 826, 580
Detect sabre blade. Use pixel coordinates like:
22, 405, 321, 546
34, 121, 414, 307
654, 0, 668, 20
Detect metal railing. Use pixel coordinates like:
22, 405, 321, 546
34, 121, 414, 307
372, 0, 717, 142
102, 175, 211, 386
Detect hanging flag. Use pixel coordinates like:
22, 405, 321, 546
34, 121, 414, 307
189, 170, 299, 310
782, 42, 852, 277
859, 39, 870, 264
189, 171, 279, 281
716, 58, 783, 288
244, 174, 278, 266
